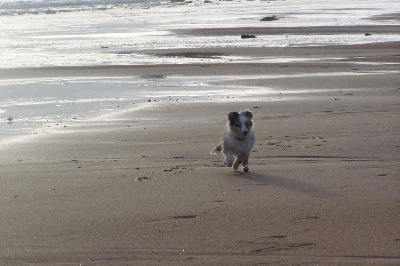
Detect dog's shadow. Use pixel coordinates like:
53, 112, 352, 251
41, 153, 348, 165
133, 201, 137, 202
233, 171, 337, 199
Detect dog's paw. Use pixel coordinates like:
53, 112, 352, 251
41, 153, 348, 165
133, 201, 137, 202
243, 166, 249, 172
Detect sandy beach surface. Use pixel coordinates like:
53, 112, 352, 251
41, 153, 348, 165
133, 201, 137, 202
1, 6, 400, 265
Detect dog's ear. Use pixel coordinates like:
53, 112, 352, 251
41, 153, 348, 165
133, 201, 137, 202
228, 112, 239, 124
242, 109, 253, 119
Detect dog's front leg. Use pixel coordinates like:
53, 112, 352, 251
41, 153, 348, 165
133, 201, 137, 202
242, 155, 250, 172
233, 156, 243, 171
224, 151, 234, 167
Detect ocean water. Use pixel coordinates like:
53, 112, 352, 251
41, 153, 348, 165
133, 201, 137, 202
0, 0, 162, 12
0, 0, 399, 145
1, 0, 399, 68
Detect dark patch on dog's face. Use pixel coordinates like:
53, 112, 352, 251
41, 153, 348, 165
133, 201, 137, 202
228, 112, 240, 126
240, 117, 253, 136
242, 109, 253, 119
243, 119, 253, 133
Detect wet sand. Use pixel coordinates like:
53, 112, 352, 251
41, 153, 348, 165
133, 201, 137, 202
0, 29, 400, 265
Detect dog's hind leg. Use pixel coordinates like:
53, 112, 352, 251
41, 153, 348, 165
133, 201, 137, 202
210, 144, 222, 155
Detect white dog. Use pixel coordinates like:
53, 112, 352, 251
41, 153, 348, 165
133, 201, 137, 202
210, 109, 255, 172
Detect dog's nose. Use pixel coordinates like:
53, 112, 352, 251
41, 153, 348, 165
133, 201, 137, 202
242, 130, 248, 136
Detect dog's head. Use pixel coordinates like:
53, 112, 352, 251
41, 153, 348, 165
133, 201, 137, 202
228, 109, 253, 140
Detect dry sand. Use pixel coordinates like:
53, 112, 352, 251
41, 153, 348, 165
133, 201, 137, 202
0, 30, 399, 264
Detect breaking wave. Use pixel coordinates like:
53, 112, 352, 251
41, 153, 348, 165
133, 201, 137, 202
0, 0, 164, 15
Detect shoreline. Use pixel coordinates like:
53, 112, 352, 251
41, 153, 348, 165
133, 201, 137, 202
177, 25, 400, 36
1, 40, 398, 80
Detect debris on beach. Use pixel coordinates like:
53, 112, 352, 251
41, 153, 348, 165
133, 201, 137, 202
7, 117, 14, 123
260, 15, 279, 21
134, 176, 149, 182
241, 34, 257, 39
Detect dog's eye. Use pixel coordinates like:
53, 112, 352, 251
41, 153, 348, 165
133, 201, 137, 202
245, 122, 251, 128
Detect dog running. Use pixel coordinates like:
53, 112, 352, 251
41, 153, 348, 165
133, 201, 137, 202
210, 109, 255, 172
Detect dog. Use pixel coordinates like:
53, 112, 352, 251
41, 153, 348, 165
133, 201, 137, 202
210, 109, 255, 172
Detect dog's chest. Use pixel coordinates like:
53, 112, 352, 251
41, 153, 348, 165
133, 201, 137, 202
231, 140, 248, 154
226, 132, 254, 154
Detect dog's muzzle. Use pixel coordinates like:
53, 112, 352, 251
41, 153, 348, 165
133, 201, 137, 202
236, 133, 247, 141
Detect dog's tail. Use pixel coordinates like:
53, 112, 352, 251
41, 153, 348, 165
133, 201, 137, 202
210, 144, 222, 155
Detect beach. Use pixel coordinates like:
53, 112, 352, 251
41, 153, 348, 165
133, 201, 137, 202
1, 0, 400, 264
